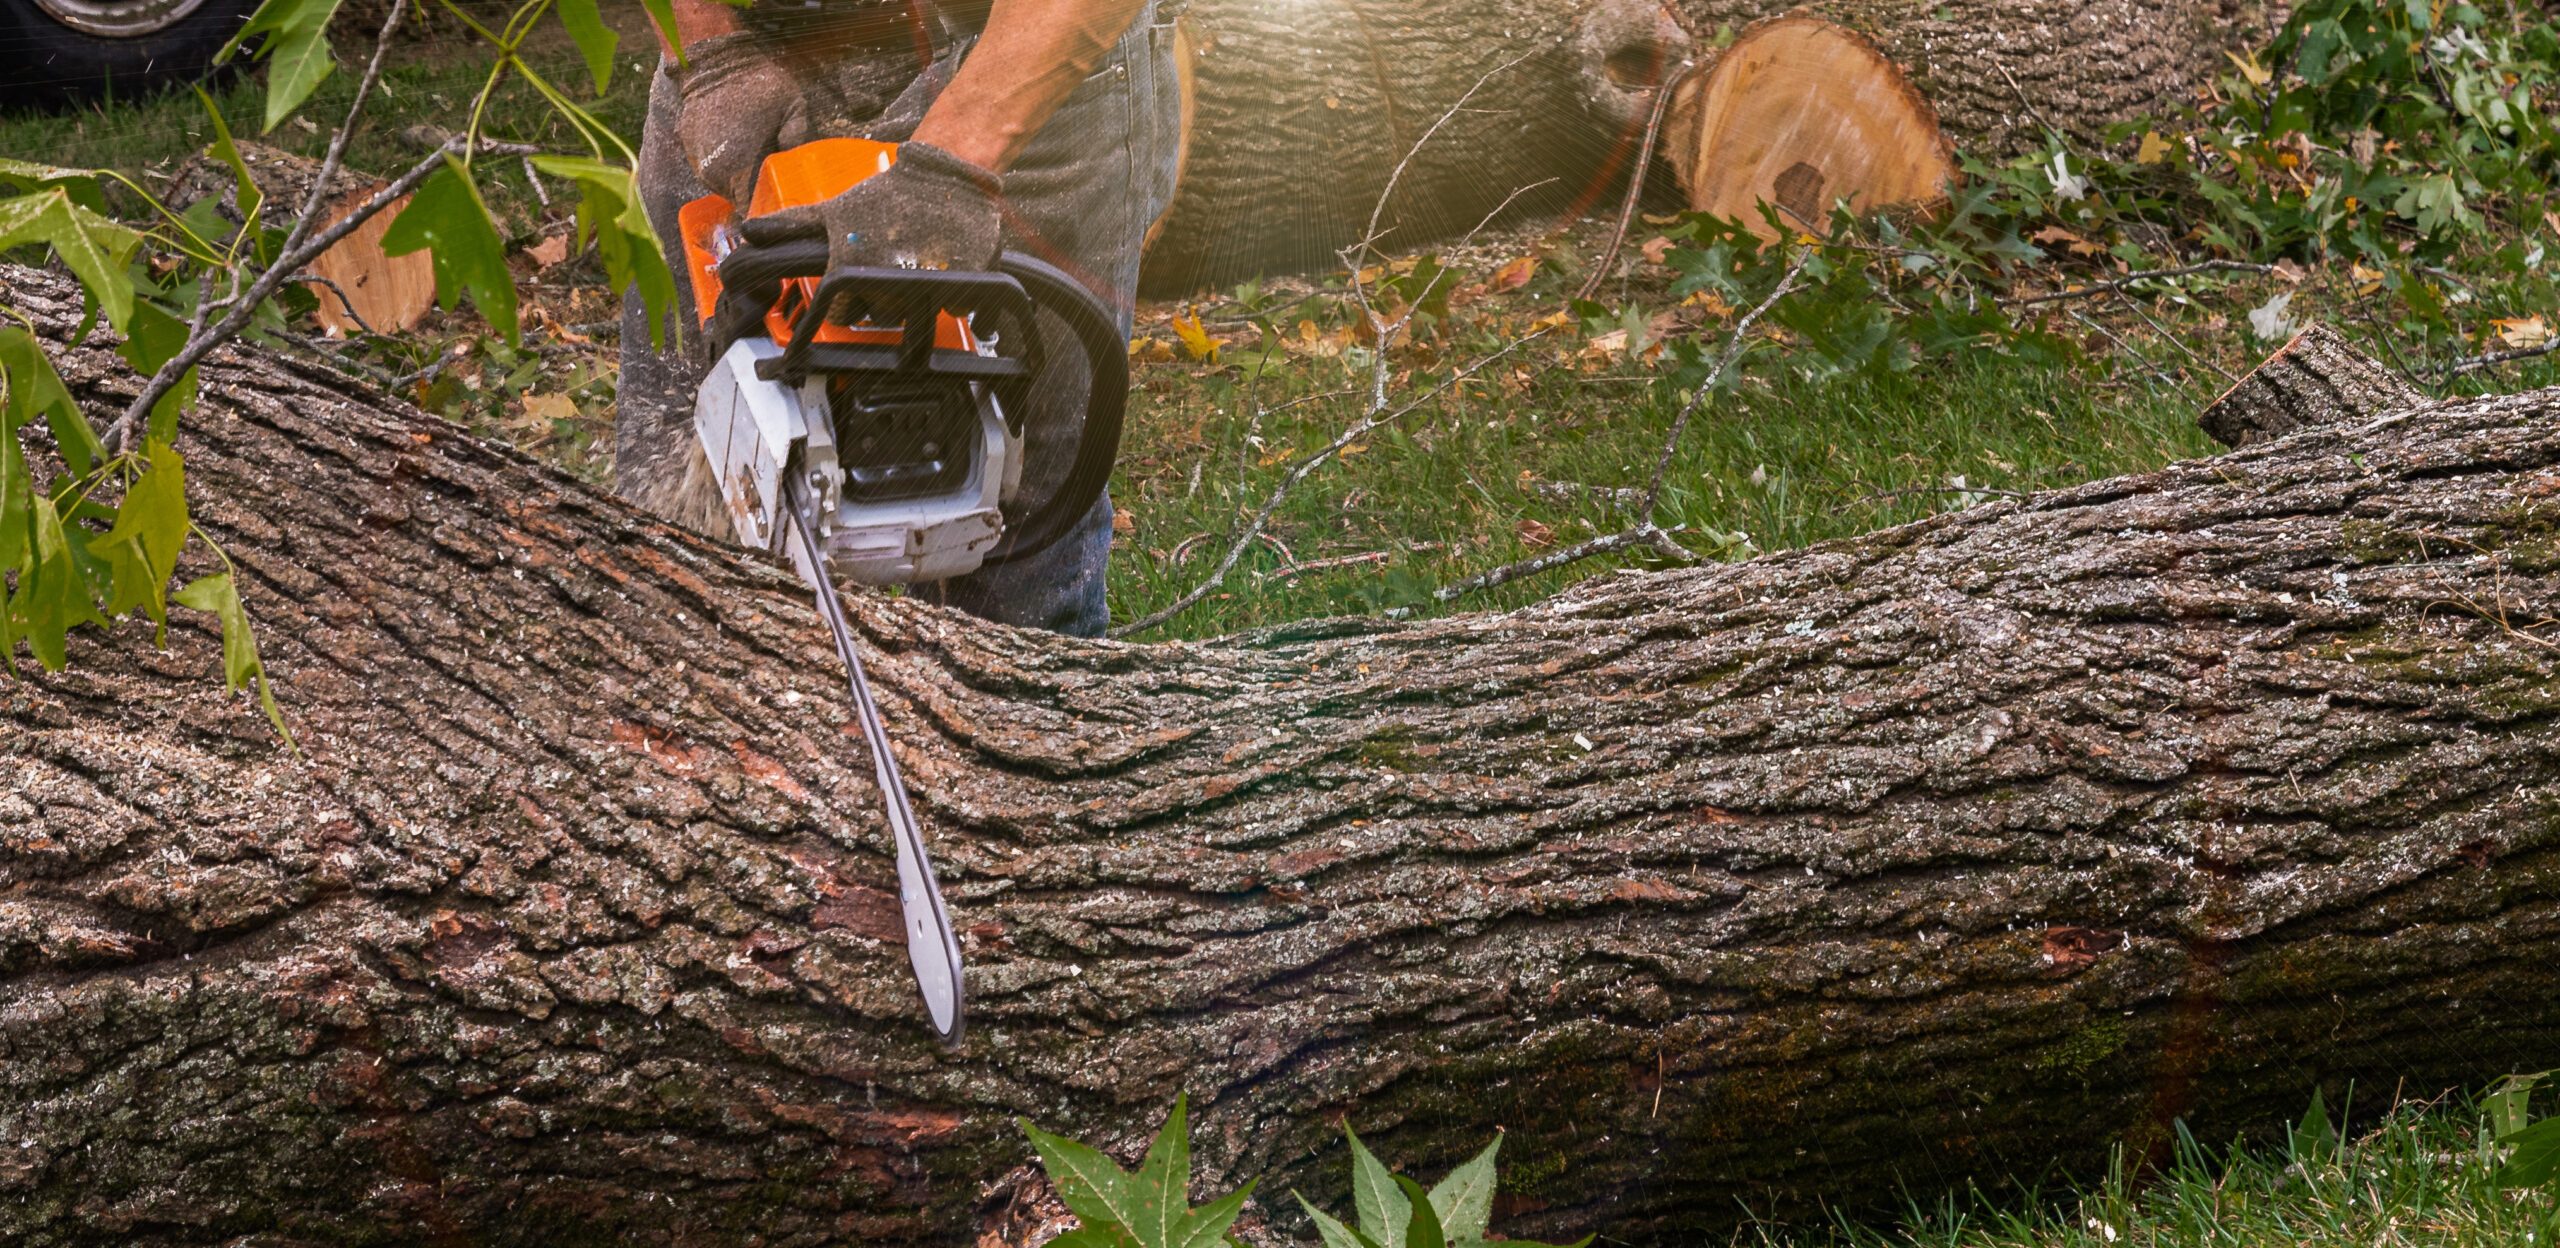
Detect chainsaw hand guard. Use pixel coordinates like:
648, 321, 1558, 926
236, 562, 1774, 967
705, 237, 1126, 570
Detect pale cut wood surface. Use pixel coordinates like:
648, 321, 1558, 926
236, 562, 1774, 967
1672, 16, 1954, 238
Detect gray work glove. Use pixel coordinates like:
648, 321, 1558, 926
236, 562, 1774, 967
736, 140, 1004, 275
673, 33, 815, 205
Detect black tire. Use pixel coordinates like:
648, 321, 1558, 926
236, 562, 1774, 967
0, 0, 259, 111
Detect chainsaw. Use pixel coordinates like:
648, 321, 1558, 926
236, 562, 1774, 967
677, 138, 1128, 1044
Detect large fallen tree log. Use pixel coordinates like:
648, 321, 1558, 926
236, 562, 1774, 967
6, 262, 2560, 1245
1143, 0, 2261, 291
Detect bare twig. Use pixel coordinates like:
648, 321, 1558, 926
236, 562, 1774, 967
1433, 525, 1693, 601
1575, 58, 1703, 306
1852, 484, 2031, 508
2446, 336, 2560, 377
289, 273, 381, 337
1437, 250, 1810, 604
1111, 332, 1548, 638
111, 136, 538, 451
2004, 260, 2276, 308
268, 0, 410, 277
1264, 551, 1391, 582
2114, 287, 2238, 386
2065, 307, 2170, 396
1638, 252, 1811, 512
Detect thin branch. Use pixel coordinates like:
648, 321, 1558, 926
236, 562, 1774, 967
1264, 551, 1391, 582
272, 0, 411, 282
1638, 252, 1810, 514
1110, 331, 1548, 638
1436, 251, 1810, 604
1575, 58, 1703, 306
1433, 525, 1692, 601
2446, 336, 2560, 377
290, 273, 381, 336
1352, 51, 1538, 265
2114, 286, 2238, 386
1852, 484, 2031, 508
111, 137, 537, 451
2004, 260, 2275, 308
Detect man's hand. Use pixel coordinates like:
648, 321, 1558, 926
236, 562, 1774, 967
674, 34, 812, 205
736, 141, 1004, 275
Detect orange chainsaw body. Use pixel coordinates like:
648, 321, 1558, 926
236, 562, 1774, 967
677, 137, 973, 352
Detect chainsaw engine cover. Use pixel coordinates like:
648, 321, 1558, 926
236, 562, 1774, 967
694, 339, 1021, 587
821, 369, 1019, 586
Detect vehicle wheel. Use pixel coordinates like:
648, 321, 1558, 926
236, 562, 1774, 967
0, 0, 261, 110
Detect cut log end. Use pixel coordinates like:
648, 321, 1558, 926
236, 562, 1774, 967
1670, 16, 1954, 238
163, 141, 436, 337
2201, 323, 2432, 449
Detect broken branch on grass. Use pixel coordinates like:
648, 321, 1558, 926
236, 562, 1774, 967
2004, 260, 2275, 308
1433, 525, 1693, 601
1436, 251, 1809, 605
2447, 336, 2560, 377
1111, 331, 1550, 638
1851, 484, 2032, 508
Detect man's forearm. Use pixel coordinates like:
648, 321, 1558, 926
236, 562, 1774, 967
910, 0, 1149, 174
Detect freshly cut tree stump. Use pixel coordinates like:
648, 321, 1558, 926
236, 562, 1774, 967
1669, 16, 1954, 237
162, 141, 436, 337
2202, 323, 2433, 449
10, 258, 2560, 1245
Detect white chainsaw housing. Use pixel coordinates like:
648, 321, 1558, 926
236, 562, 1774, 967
693, 337, 1023, 586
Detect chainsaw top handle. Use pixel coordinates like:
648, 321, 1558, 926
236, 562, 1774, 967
708, 240, 1128, 570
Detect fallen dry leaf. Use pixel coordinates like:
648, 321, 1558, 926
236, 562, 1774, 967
1640, 235, 1676, 265
2495, 315, 2552, 350
525, 234, 571, 270
1170, 312, 1221, 364
1489, 255, 1539, 292
1516, 518, 1555, 548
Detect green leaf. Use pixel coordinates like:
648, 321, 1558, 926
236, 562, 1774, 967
0, 189, 141, 330
1394, 1177, 1445, 1248
637, 0, 683, 64
1345, 1127, 1410, 1248
556, 0, 619, 94
530, 156, 674, 348
2291, 1086, 2339, 1166
223, 0, 346, 132
1296, 1195, 1384, 1248
1043, 1229, 1143, 1248
2485, 1071, 2548, 1143
10, 490, 107, 671
90, 440, 189, 638
1127, 1094, 1193, 1248
1425, 1136, 1499, 1244
0, 327, 100, 479
117, 300, 198, 447
382, 157, 519, 344
2495, 1117, 2560, 1191
1022, 1119, 1147, 1235
1171, 1181, 1255, 1248
198, 89, 266, 232
172, 571, 292, 744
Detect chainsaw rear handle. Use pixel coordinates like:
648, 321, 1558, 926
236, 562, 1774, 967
709, 241, 1127, 568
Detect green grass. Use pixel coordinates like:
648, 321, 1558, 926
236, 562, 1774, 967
1109, 317, 2218, 637
1740, 1093, 2559, 1248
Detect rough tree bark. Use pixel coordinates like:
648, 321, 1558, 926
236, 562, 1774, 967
1144, 0, 2267, 292
7, 259, 2560, 1247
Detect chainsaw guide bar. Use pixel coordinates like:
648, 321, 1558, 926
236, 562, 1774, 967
783, 470, 968, 1045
